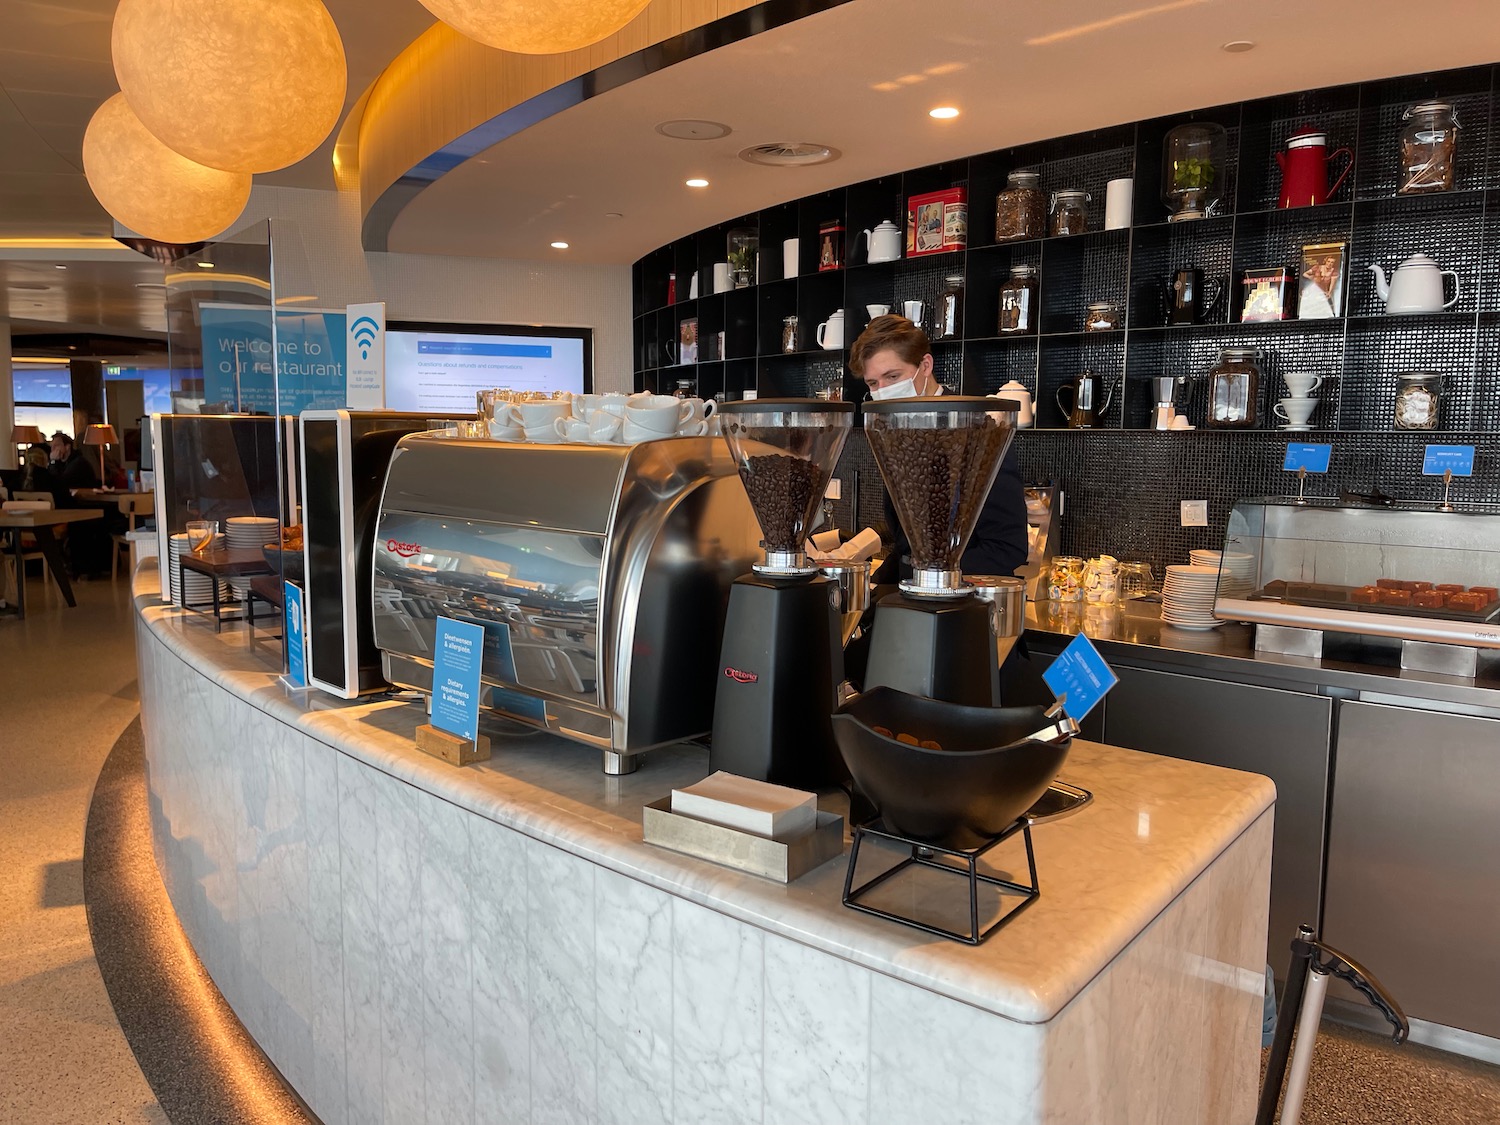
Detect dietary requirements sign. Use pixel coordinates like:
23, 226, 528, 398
432, 616, 484, 741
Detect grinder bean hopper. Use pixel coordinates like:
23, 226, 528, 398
862, 396, 1020, 706
710, 399, 855, 788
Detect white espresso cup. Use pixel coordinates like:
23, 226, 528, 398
677, 397, 717, 424
587, 410, 622, 442
1274, 396, 1319, 426
554, 417, 592, 442
1284, 372, 1324, 398
620, 420, 664, 444
624, 396, 693, 433
487, 417, 524, 441
570, 392, 601, 416
525, 424, 566, 443
516, 399, 571, 429
866, 304, 890, 319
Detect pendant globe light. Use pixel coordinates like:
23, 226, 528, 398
83, 94, 251, 244
416, 0, 653, 54
112, 0, 347, 174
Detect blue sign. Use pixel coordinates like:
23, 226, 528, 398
1042, 633, 1119, 722
478, 619, 548, 723
284, 581, 306, 688
432, 616, 485, 741
1423, 444, 1475, 477
200, 304, 348, 414
1284, 443, 1332, 474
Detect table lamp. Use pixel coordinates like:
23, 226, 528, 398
10, 424, 44, 468
84, 423, 119, 485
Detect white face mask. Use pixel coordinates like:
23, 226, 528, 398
869, 376, 918, 401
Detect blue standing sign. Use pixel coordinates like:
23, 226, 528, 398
284, 581, 306, 688
1283, 443, 1332, 474
432, 616, 485, 741
1423, 444, 1475, 477
1042, 633, 1119, 721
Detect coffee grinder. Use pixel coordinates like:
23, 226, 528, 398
710, 399, 855, 788
861, 397, 1019, 706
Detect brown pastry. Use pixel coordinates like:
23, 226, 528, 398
1447, 592, 1486, 611
1350, 586, 1380, 605
1469, 586, 1499, 604
1435, 583, 1465, 594
1413, 590, 1446, 609
1379, 589, 1413, 606
1375, 578, 1406, 589
1410, 581, 1434, 593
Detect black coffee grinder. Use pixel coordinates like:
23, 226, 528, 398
710, 399, 855, 788
861, 396, 1019, 706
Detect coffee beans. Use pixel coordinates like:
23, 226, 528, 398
740, 453, 824, 552
866, 421, 1011, 572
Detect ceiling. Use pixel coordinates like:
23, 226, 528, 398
0, 0, 434, 339
387, 0, 1500, 264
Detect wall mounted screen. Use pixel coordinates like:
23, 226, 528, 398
384, 320, 593, 412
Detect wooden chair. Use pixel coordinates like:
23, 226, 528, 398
1, 497, 61, 605
113, 493, 156, 580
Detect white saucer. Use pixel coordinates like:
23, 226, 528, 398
1279, 424, 1314, 431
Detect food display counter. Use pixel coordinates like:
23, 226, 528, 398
133, 559, 1273, 1124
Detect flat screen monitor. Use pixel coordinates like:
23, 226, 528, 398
384, 320, 592, 413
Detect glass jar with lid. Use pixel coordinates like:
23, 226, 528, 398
1084, 301, 1121, 332
937, 275, 965, 339
998, 264, 1039, 334
1206, 347, 1261, 428
1394, 371, 1443, 429
995, 170, 1046, 243
1050, 189, 1090, 236
1162, 121, 1228, 220
1048, 555, 1085, 602
1399, 102, 1460, 195
1118, 561, 1157, 600
781, 315, 799, 354
1083, 555, 1120, 605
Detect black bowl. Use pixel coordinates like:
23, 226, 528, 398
832, 687, 1071, 850
262, 543, 304, 584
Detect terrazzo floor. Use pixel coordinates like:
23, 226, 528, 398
2, 561, 1499, 1124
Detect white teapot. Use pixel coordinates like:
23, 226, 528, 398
816, 309, 846, 350
1368, 253, 1459, 315
862, 220, 902, 263
993, 380, 1034, 427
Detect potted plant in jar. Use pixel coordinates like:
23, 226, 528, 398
727, 228, 759, 288
1162, 121, 1227, 221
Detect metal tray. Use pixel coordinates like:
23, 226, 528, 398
642, 797, 845, 883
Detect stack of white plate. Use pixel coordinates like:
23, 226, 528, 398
1190, 549, 1256, 598
225, 516, 279, 598
167, 533, 219, 608
1162, 564, 1224, 630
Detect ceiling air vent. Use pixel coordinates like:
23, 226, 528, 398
739, 142, 840, 168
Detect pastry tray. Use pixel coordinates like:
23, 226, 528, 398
1247, 587, 1500, 625
642, 798, 846, 883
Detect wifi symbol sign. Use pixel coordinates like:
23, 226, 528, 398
351, 316, 380, 361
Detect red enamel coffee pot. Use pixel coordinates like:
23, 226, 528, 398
1277, 126, 1353, 208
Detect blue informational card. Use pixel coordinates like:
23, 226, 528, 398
1283, 443, 1332, 474
432, 616, 485, 741
1042, 633, 1119, 722
1423, 444, 1475, 477
284, 581, 306, 688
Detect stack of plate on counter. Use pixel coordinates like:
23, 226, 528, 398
1190, 549, 1255, 598
224, 516, 279, 598
1161, 564, 1224, 630
167, 533, 219, 608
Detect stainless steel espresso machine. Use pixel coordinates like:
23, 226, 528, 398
708, 399, 855, 789
370, 432, 761, 773
861, 396, 1021, 707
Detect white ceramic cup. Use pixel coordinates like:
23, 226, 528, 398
525, 424, 565, 443
554, 417, 592, 442
517, 399, 571, 429
902, 299, 925, 324
587, 410, 622, 442
713, 262, 731, 294
677, 397, 717, 423
570, 393, 600, 416
1105, 177, 1134, 230
487, 417, 524, 441
620, 420, 663, 444
677, 419, 710, 437
866, 304, 890, 319
783, 238, 799, 280
1275, 397, 1318, 425
625, 397, 694, 432
1284, 372, 1324, 398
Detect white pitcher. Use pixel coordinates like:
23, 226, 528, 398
862, 220, 902, 263
816, 309, 846, 350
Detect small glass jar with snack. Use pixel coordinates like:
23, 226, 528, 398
1050, 189, 1090, 237
995, 170, 1046, 243
1393, 371, 1443, 430
1048, 555, 1086, 602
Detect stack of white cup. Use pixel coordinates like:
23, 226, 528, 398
1276, 371, 1322, 430
619, 393, 717, 444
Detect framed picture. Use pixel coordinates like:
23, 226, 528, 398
679, 317, 698, 365
1298, 241, 1348, 319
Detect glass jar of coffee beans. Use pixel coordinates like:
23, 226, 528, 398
995, 170, 1046, 243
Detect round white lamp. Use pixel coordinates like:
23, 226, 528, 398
112, 0, 347, 174
416, 0, 653, 54
83, 94, 251, 244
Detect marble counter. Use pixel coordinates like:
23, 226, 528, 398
133, 559, 1275, 1124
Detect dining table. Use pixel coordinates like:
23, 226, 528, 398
0, 507, 104, 618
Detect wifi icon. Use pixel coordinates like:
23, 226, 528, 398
351, 315, 380, 360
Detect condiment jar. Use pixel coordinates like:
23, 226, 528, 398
1206, 347, 1261, 429
1083, 555, 1120, 606
1050, 189, 1090, 236
1048, 555, 1085, 602
995, 170, 1046, 243
937, 275, 965, 339
781, 315, 799, 354
1398, 102, 1460, 195
998, 264, 1039, 335
1118, 561, 1156, 600
1084, 301, 1121, 332
1394, 371, 1443, 430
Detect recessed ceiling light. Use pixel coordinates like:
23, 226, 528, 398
685, 178, 709, 188
929, 106, 960, 120
54, 263, 68, 270
550, 241, 570, 250
605, 212, 623, 219
1222, 40, 1255, 52
196, 261, 215, 269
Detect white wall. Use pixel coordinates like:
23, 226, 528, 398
236, 186, 634, 392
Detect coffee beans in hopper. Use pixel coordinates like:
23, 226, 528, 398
740, 453, 824, 552
867, 422, 1010, 572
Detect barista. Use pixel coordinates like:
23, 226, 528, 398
850, 315, 1029, 584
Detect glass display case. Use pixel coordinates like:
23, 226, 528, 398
1215, 498, 1500, 648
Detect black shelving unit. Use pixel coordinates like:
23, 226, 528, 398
633, 64, 1500, 436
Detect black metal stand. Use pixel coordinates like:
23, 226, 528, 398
841, 818, 1039, 945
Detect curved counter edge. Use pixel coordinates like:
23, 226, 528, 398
134, 561, 1276, 1124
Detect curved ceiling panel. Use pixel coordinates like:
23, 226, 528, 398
374, 0, 1500, 264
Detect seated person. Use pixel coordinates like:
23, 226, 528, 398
48, 432, 100, 493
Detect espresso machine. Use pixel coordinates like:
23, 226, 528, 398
861, 396, 1020, 706
710, 399, 855, 788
